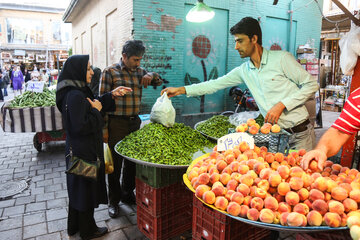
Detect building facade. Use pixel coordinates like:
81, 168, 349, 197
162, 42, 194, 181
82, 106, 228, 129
64, 0, 323, 123
0, 3, 71, 70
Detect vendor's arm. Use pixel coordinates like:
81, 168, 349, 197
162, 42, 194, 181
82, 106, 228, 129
97, 86, 133, 112
280, 52, 319, 111
161, 67, 243, 97
265, 102, 286, 124
99, 68, 113, 142
301, 127, 351, 171
141, 70, 162, 88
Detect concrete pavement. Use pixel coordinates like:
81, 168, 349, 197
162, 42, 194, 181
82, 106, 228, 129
0, 86, 341, 240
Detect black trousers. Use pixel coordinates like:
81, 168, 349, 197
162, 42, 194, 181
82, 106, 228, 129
107, 115, 141, 205
68, 206, 96, 238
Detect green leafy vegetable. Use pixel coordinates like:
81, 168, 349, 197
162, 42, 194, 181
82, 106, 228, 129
196, 115, 236, 139
9, 88, 56, 108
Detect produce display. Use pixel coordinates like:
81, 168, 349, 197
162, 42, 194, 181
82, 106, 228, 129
9, 88, 56, 108
196, 115, 236, 139
235, 118, 281, 135
186, 142, 360, 237
116, 123, 215, 165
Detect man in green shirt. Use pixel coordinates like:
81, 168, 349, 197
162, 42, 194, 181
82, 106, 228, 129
161, 17, 319, 151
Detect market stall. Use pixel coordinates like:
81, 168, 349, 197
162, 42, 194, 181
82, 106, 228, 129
0, 82, 64, 151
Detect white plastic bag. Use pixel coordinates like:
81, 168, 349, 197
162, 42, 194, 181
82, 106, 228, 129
228, 111, 260, 126
150, 92, 176, 127
339, 24, 360, 76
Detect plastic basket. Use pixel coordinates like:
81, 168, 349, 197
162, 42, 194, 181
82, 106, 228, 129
296, 231, 352, 240
135, 178, 193, 217
192, 196, 271, 240
136, 164, 186, 188
137, 204, 192, 240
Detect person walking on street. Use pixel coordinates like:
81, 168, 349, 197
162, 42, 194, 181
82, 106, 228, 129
24, 68, 31, 83
11, 66, 24, 96
162, 17, 319, 151
56, 54, 132, 240
0, 69, 3, 102
2, 66, 10, 96
99, 40, 162, 218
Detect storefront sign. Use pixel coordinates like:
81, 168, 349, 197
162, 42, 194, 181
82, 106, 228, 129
28, 54, 34, 61
14, 50, 25, 56
217, 132, 254, 151
36, 55, 46, 62
1, 52, 11, 59
26, 80, 45, 93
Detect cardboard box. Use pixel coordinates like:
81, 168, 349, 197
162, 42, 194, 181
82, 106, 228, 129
322, 104, 342, 112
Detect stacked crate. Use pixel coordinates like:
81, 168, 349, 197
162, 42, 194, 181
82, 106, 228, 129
192, 196, 272, 240
135, 164, 193, 239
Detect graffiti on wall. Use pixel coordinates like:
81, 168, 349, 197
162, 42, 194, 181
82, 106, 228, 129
143, 15, 182, 33
184, 34, 218, 113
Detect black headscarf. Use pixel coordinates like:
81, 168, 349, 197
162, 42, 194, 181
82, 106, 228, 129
56, 55, 93, 112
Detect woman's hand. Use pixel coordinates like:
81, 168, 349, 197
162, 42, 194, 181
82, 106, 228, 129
87, 98, 102, 112
111, 86, 132, 97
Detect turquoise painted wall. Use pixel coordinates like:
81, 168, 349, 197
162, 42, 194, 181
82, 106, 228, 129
133, 0, 323, 119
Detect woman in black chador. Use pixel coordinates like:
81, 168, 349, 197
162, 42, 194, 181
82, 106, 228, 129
56, 55, 131, 239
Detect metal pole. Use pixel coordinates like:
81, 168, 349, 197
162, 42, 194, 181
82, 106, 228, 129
56, 53, 60, 78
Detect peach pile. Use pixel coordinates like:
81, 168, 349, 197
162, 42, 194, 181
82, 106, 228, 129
235, 119, 281, 135
187, 142, 360, 233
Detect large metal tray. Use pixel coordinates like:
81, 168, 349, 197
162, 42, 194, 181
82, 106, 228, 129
183, 154, 349, 233
114, 140, 213, 169
194, 120, 219, 141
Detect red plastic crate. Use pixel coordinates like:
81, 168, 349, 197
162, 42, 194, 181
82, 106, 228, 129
296, 231, 352, 240
135, 177, 193, 217
192, 196, 271, 240
137, 204, 192, 240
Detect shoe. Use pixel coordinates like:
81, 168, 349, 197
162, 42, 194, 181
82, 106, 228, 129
67, 228, 78, 236
81, 227, 108, 240
108, 204, 120, 218
121, 192, 136, 205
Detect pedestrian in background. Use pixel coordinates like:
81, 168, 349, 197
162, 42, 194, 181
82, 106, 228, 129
56, 54, 132, 240
0, 69, 3, 102
89, 66, 101, 96
24, 68, 31, 83
11, 66, 24, 96
2, 66, 10, 96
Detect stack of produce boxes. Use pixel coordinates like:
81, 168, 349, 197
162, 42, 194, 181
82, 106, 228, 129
135, 165, 193, 239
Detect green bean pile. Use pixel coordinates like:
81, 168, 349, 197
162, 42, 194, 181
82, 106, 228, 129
116, 123, 215, 165
9, 89, 56, 108
196, 115, 236, 139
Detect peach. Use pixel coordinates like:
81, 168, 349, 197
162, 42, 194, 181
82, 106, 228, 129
350, 225, 360, 240
237, 154, 248, 162
273, 192, 285, 203
351, 181, 360, 190
231, 192, 244, 205
221, 166, 232, 175
226, 179, 239, 191
340, 213, 348, 227
236, 124, 246, 133
350, 189, 360, 203
324, 212, 341, 228
240, 174, 254, 187
197, 173, 210, 185
277, 202, 291, 214
312, 199, 328, 215
220, 173, 231, 186
257, 179, 270, 191
280, 212, 290, 226
229, 162, 240, 172
198, 166, 208, 174
289, 177, 304, 191
271, 124, 281, 133
202, 191, 216, 205
191, 179, 200, 189
286, 212, 303, 227
307, 210, 323, 226
277, 165, 290, 179
302, 174, 312, 188
227, 202, 241, 216
239, 205, 249, 218
260, 125, 271, 134
331, 187, 348, 201
248, 125, 259, 135
250, 197, 264, 211
195, 185, 211, 199
187, 169, 199, 182
225, 190, 235, 201
212, 184, 226, 197
298, 188, 309, 201
264, 196, 279, 211
339, 183, 352, 195
285, 191, 300, 206
253, 162, 265, 175
326, 179, 338, 193
347, 215, 360, 228
259, 209, 275, 223
210, 151, 220, 159
243, 196, 252, 206
309, 189, 325, 202
239, 141, 250, 153
274, 152, 284, 163
309, 160, 320, 172
271, 161, 280, 170
259, 168, 272, 180
209, 173, 221, 185
269, 173, 282, 187
289, 166, 304, 178
254, 187, 267, 199
277, 182, 291, 196
225, 154, 235, 164
313, 177, 328, 192
230, 172, 241, 182
236, 183, 250, 197
216, 160, 227, 172
324, 192, 332, 202
293, 203, 309, 215
247, 208, 260, 221
332, 164, 342, 172
265, 153, 275, 164
214, 196, 228, 211
298, 149, 306, 156
287, 155, 297, 167
209, 167, 219, 175
238, 164, 250, 174
343, 198, 358, 213
249, 186, 256, 197
273, 211, 281, 224
247, 118, 256, 127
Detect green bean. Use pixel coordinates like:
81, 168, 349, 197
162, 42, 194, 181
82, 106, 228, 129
196, 115, 235, 139
9, 88, 56, 108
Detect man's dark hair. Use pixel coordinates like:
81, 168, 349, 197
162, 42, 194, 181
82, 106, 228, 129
122, 40, 145, 58
230, 17, 262, 45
